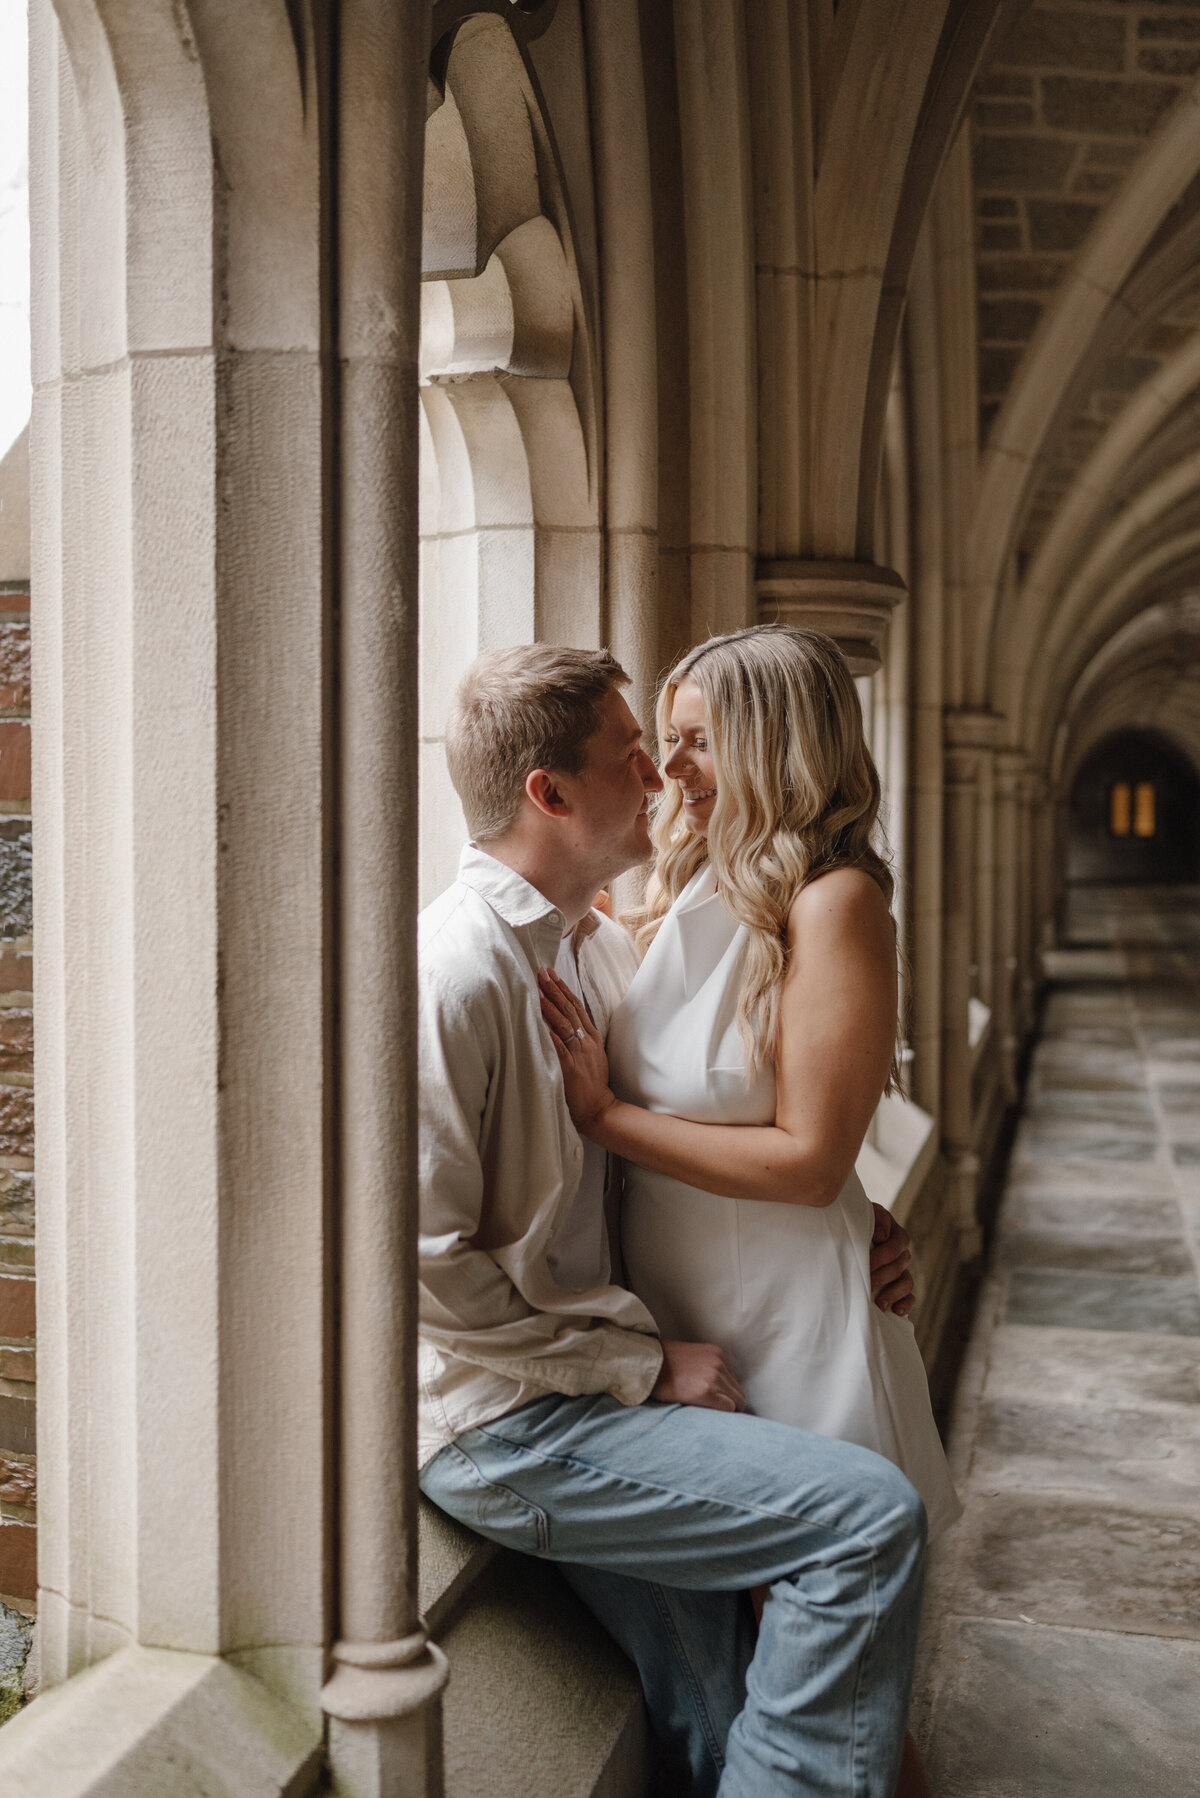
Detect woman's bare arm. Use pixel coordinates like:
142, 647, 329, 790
539, 868, 897, 1207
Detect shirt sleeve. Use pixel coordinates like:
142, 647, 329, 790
417, 968, 663, 1407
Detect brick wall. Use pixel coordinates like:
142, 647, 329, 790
972, 0, 1200, 463
0, 581, 33, 1615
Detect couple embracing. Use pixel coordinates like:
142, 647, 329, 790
417, 625, 959, 1797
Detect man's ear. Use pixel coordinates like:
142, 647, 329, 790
525, 767, 569, 819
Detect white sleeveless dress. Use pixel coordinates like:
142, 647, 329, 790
608, 865, 960, 1540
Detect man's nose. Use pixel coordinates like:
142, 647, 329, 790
640, 749, 664, 790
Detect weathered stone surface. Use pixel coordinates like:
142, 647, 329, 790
0, 1600, 31, 1723
977, 255, 1063, 291
0, 1395, 33, 1458
1006, 1268, 1200, 1334
1040, 76, 1179, 137
998, 9, 1126, 72
0, 1458, 33, 1506
0, 1173, 32, 1240
0, 1089, 32, 1161
980, 345, 1022, 396
0, 1014, 32, 1083
975, 100, 1035, 129
979, 297, 1044, 341
973, 1399, 1200, 1501
975, 71, 1034, 98
0, 1523, 35, 1608
974, 134, 1075, 192
986, 1321, 1200, 1412
926, 1620, 1200, 1798
954, 1493, 1200, 1639
0, 625, 30, 714
0, 1275, 34, 1342
1140, 15, 1200, 40
1140, 44, 1200, 74
996, 1224, 1193, 1276
0, 727, 29, 806
1026, 198, 1099, 250
0, 830, 31, 941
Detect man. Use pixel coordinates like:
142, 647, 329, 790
418, 644, 926, 1797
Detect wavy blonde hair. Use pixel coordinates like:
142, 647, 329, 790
626, 625, 897, 1080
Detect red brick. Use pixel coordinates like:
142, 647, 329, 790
0, 1519, 36, 1602
0, 1274, 34, 1340
0, 623, 30, 712
0, 954, 31, 994
0, 1086, 32, 1159
0, 725, 29, 803
0, 1012, 32, 1080
0, 1456, 34, 1505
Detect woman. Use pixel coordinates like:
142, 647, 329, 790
538, 625, 958, 1798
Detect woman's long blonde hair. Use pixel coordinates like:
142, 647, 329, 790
626, 625, 897, 1080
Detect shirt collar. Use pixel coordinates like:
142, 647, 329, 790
456, 844, 602, 951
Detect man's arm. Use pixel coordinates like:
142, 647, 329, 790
419, 970, 665, 1402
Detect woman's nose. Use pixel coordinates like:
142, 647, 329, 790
663, 744, 689, 780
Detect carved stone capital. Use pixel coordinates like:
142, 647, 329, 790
755, 559, 907, 676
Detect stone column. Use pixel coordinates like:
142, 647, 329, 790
319, 3, 449, 1795
992, 748, 1026, 1102
1016, 766, 1049, 1040
755, 560, 908, 676
941, 710, 1000, 1259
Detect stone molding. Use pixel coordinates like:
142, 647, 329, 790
755, 559, 907, 674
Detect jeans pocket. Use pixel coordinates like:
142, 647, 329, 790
424, 1441, 551, 1553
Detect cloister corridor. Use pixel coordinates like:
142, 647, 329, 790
916, 885, 1200, 1797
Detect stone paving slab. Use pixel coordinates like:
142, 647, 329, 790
999, 1193, 1182, 1232
971, 1399, 1200, 1502
950, 1492, 1200, 1639
981, 1324, 1200, 1413
918, 886, 1200, 1793
994, 1226, 1193, 1276
925, 1620, 1200, 1798
1005, 1268, 1200, 1334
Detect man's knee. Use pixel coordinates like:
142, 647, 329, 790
871, 1461, 927, 1566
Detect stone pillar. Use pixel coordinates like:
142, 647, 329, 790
941, 710, 1000, 1259
755, 560, 908, 676
319, 3, 448, 1794
1016, 767, 1048, 1039
992, 748, 1026, 1102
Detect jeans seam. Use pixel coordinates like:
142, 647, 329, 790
848, 1540, 879, 1797
438, 1440, 551, 1551
647, 1581, 727, 1774
471, 1421, 889, 1555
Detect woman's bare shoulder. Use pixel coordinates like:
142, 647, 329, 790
785, 867, 893, 945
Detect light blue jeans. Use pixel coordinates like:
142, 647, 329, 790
420, 1393, 926, 1796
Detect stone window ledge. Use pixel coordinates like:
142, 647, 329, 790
0, 1643, 321, 1797
857, 1089, 938, 1227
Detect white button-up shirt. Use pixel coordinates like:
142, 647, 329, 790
418, 847, 664, 1467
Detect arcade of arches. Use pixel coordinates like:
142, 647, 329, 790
0, 1, 1199, 1794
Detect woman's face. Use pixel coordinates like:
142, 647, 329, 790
662, 678, 717, 835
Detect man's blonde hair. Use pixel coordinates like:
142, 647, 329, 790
446, 644, 630, 842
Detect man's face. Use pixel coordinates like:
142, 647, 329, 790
562, 688, 663, 876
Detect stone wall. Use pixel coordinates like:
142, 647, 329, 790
0, 574, 32, 1621
973, 0, 1199, 446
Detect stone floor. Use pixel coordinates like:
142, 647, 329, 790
915, 885, 1200, 1798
